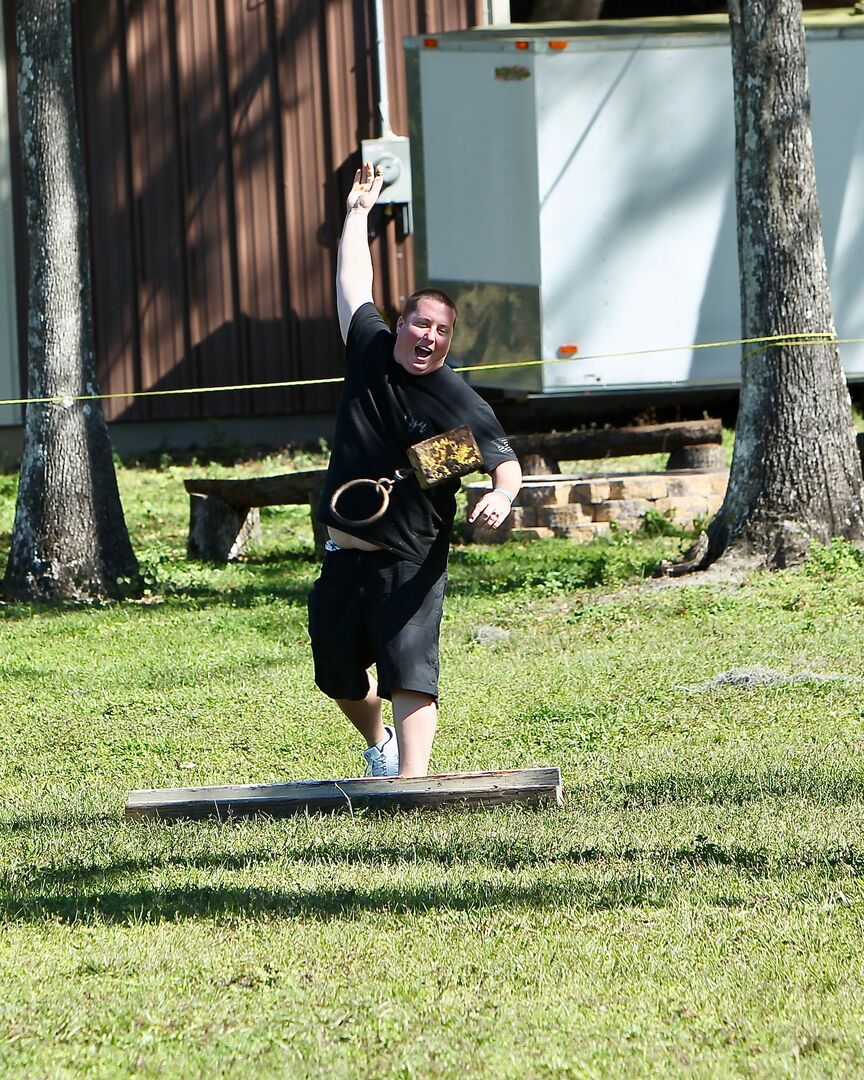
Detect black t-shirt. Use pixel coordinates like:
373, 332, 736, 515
317, 303, 516, 567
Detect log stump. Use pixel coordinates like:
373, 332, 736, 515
665, 443, 727, 470
187, 494, 261, 562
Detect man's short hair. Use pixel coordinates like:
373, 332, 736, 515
402, 288, 458, 324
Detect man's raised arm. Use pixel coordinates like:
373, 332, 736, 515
336, 162, 384, 343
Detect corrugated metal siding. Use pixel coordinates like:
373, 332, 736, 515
66, 0, 484, 423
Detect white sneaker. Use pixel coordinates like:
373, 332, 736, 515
362, 726, 399, 777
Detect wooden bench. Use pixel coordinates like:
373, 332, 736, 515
184, 469, 328, 561
509, 418, 724, 474
184, 420, 722, 562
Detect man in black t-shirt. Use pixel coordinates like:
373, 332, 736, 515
307, 163, 522, 779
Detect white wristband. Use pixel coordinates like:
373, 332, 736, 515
493, 487, 514, 503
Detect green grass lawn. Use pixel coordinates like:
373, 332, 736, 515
3, 452, 864, 1078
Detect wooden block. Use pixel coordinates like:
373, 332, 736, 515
125, 767, 564, 821
187, 494, 261, 562
406, 426, 483, 489
519, 452, 561, 476
665, 443, 727, 470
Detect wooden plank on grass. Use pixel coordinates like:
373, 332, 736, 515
125, 768, 564, 821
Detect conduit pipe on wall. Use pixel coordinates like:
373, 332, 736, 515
374, 0, 393, 136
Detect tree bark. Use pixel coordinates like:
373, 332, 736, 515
700, 0, 864, 570
3, 0, 139, 601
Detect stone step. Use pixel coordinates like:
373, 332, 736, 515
464, 469, 729, 543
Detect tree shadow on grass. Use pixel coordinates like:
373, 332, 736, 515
0, 811, 115, 834
0, 839, 770, 891
0, 553, 318, 620
142, 573, 314, 611
6, 836, 864, 926
6, 765, 864, 924
588, 767, 864, 808
0, 874, 676, 924
0, 579, 315, 620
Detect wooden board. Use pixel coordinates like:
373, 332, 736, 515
125, 767, 564, 821
183, 469, 326, 510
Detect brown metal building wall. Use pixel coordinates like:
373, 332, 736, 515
65, 0, 484, 424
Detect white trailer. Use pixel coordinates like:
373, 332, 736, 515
404, 14, 864, 398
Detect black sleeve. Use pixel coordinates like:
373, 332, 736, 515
469, 399, 518, 474
346, 302, 393, 363
443, 375, 517, 474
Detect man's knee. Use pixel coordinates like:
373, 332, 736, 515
392, 688, 437, 715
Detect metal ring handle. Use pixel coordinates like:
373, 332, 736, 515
329, 477, 393, 527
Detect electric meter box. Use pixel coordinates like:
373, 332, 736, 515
360, 135, 412, 205
405, 16, 864, 396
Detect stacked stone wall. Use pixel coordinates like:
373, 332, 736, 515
465, 470, 728, 542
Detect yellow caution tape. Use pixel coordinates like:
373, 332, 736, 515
0, 331, 860, 409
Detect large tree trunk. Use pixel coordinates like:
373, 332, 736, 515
700, 0, 864, 571
3, 0, 139, 601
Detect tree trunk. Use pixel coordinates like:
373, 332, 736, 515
3, 0, 139, 601
702, 0, 864, 570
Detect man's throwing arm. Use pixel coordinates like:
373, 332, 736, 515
336, 162, 384, 343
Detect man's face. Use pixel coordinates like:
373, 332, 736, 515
393, 298, 454, 376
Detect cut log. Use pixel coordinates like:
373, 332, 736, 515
125, 767, 564, 820
187, 495, 261, 562
665, 443, 728, 470
507, 419, 722, 464
520, 452, 562, 476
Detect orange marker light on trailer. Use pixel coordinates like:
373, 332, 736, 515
514, 40, 530, 50
558, 344, 579, 356
423, 38, 438, 48
548, 41, 569, 50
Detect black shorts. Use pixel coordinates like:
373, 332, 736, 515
307, 549, 447, 702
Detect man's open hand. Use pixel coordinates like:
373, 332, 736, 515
347, 162, 384, 213
468, 489, 514, 530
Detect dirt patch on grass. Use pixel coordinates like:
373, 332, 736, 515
685, 665, 860, 692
